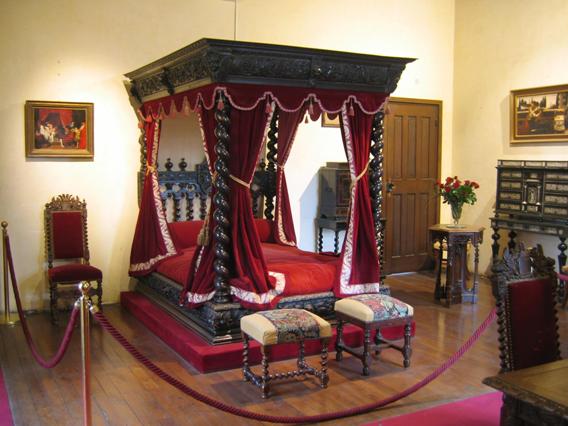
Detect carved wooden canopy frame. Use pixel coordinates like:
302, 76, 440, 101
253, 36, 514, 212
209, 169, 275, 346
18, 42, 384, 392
125, 39, 415, 342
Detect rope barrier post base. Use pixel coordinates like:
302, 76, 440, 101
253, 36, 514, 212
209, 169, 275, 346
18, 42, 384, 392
1, 221, 18, 326
78, 281, 93, 426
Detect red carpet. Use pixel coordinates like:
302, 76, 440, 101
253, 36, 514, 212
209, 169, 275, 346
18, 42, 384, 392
363, 392, 502, 426
0, 366, 13, 426
121, 291, 415, 373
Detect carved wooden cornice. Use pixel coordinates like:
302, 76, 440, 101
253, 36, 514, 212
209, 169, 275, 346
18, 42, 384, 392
125, 39, 416, 103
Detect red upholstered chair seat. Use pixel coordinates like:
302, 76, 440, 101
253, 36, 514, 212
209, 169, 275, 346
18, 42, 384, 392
48, 264, 102, 283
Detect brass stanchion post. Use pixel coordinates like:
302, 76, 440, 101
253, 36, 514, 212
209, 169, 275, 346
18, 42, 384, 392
78, 281, 92, 426
1, 221, 16, 326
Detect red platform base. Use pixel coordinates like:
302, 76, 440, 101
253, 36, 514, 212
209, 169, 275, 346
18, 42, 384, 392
120, 291, 415, 373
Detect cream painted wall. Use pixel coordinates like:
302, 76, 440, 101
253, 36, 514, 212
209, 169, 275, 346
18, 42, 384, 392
237, 0, 456, 250
453, 0, 568, 274
0, 0, 455, 311
0, 0, 234, 310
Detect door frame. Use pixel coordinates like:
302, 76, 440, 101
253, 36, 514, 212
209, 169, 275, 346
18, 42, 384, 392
382, 96, 443, 274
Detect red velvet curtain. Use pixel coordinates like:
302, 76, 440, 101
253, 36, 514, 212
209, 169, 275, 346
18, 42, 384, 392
273, 105, 307, 246
227, 102, 278, 309
335, 103, 381, 296
129, 119, 177, 276
183, 97, 280, 309
181, 107, 218, 305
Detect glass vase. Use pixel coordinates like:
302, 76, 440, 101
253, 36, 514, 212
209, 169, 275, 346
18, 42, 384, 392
449, 201, 464, 228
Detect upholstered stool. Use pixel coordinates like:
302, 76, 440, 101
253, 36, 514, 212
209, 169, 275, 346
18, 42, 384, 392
334, 294, 414, 376
241, 309, 331, 398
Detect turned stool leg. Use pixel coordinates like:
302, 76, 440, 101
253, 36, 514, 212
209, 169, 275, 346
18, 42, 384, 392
403, 321, 412, 368
335, 319, 344, 361
374, 327, 382, 356
242, 333, 250, 381
261, 345, 271, 399
363, 325, 372, 376
320, 338, 329, 388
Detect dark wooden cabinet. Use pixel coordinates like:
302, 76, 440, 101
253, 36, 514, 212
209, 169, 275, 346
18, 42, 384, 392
495, 159, 568, 219
491, 159, 568, 275
318, 162, 351, 220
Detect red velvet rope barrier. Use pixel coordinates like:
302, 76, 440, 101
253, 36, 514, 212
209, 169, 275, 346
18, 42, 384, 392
93, 307, 497, 424
4, 234, 80, 368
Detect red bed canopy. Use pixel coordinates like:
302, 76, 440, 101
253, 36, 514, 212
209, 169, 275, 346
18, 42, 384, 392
126, 39, 415, 310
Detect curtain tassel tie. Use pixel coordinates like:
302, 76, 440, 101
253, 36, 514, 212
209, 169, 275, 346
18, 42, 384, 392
349, 163, 369, 191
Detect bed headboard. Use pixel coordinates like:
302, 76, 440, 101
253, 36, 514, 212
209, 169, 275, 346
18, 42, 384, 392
138, 158, 275, 222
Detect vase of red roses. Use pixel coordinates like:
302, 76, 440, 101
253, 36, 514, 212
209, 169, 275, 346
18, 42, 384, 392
436, 176, 479, 227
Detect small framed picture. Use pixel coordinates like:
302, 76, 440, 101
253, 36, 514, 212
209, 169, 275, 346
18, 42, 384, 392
510, 84, 568, 143
321, 112, 340, 128
25, 100, 94, 158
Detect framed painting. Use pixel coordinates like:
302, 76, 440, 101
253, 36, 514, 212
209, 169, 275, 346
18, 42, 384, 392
510, 84, 568, 143
321, 112, 340, 128
25, 100, 94, 158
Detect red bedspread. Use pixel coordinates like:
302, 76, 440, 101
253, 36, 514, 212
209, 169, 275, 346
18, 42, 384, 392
156, 248, 196, 286
156, 244, 338, 296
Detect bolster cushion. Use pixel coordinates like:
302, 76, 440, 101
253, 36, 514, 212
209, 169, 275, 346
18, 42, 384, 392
167, 220, 204, 250
255, 219, 275, 243
48, 264, 102, 283
335, 294, 413, 323
167, 218, 274, 250
241, 308, 331, 345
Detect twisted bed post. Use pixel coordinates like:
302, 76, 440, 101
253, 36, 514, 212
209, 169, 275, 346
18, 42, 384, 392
213, 92, 232, 304
370, 110, 386, 285
264, 110, 279, 220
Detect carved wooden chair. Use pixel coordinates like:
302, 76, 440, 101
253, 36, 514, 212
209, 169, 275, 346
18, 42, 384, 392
490, 244, 561, 373
44, 194, 102, 324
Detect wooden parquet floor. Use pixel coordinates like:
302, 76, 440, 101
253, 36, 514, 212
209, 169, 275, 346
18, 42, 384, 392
1, 272, 566, 425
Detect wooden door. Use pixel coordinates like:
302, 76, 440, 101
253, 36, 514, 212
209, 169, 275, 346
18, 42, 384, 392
383, 98, 441, 274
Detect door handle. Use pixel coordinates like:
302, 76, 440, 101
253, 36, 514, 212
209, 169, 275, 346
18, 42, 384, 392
386, 182, 395, 193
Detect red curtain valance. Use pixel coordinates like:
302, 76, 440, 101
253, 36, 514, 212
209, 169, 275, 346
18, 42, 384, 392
140, 83, 388, 118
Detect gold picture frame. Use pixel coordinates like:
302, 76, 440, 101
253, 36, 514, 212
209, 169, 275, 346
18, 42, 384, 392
510, 84, 568, 143
321, 112, 340, 128
25, 100, 94, 158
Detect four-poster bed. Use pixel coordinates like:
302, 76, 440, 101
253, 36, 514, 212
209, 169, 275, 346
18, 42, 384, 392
125, 39, 415, 343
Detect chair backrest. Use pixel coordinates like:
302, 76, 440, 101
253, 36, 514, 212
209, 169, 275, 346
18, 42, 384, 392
44, 194, 90, 268
491, 244, 561, 372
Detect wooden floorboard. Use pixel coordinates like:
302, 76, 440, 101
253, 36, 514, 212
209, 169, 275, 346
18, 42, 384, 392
1, 272, 566, 425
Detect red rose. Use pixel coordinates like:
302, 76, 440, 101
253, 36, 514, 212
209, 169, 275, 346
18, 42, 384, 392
446, 177, 453, 183
445, 187, 451, 193
439, 183, 444, 189
453, 181, 459, 189
465, 180, 471, 185
474, 183, 480, 189
454, 175, 458, 180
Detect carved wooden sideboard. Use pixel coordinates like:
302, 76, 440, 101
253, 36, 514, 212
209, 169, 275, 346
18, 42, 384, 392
490, 160, 568, 276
